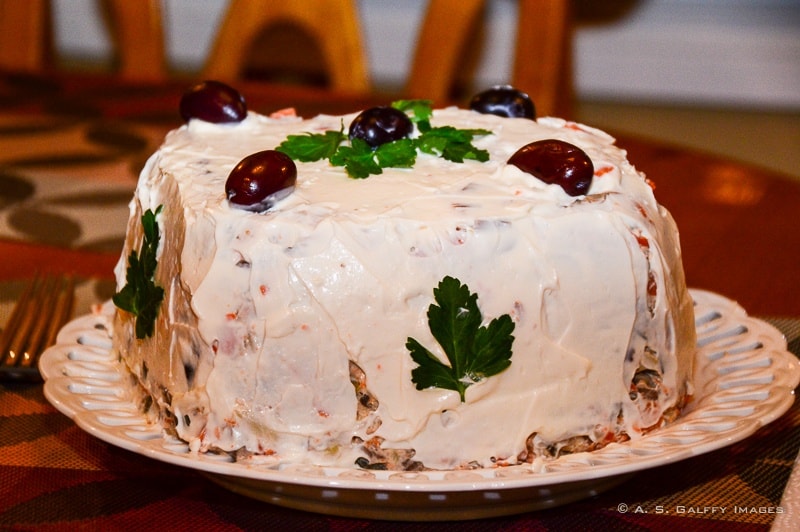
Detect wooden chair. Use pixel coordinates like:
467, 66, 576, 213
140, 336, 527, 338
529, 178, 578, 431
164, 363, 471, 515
101, 0, 167, 81
406, 0, 573, 117
0, 0, 51, 72
0, 0, 167, 80
203, 0, 370, 94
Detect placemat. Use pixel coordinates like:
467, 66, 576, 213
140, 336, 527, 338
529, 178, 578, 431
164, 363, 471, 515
0, 115, 166, 252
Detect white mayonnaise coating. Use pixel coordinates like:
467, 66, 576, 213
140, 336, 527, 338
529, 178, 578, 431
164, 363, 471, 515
114, 108, 695, 469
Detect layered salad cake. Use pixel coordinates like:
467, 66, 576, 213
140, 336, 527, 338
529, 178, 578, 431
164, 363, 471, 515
112, 83, 695, 470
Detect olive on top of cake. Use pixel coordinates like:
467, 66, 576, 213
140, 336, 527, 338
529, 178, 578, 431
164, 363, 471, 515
112, 81, 695, 471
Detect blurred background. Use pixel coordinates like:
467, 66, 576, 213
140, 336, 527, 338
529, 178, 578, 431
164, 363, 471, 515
49, 0, 800, 179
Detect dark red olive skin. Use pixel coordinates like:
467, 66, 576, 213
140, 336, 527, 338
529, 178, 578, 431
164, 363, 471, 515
180, 80, 247, 123
508, 139, 593, 196
348, 106, 413, 148
470, 86, 535, 119
225, 150, 297, 212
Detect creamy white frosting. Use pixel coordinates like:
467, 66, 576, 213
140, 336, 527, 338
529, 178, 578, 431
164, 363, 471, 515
113, 107, 695, 470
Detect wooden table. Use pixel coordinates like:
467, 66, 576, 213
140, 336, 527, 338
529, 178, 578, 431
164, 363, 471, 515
617, 134, 800, 317
1, 72, 799, 530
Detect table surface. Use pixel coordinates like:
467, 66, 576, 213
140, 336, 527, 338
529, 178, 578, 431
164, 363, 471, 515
1, 71, 799, 530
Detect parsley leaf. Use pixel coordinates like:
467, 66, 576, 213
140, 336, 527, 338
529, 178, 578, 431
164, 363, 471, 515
273, 100, 492, 179
375, 138, 417, 168
277, 126, 346, 162
329, 137, 418, 179
416, 126, 491, 163
392, 99, 433, 132
406, 276, 515, 402
112, 206, 165, 339
330, 137, 383, 179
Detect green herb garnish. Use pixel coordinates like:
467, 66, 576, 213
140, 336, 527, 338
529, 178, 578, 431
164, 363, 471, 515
415, 126, 490, 163
391, 99, 433, 131
275, 100, 490, 178
277, 126, 346, 162
113, 206, 164, 339
329, 137, 417, 179
329, 137, 382, 178
406, 276, 515, 402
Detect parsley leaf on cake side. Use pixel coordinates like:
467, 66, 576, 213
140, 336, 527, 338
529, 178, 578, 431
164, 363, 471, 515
275, 100, 491, 178
113, 206, 165, 339
406, 276, 515, 402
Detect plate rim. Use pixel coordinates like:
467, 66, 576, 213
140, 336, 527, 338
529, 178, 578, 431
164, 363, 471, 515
40, 289, 800, 495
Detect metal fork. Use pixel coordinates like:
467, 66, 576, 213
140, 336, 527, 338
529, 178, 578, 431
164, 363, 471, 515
0, 275, 75, 382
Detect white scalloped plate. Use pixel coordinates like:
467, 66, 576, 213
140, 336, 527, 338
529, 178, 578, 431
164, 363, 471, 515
40, 290, 799, 521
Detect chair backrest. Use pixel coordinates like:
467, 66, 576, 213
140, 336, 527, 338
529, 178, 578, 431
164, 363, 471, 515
406, 0, 573, 117
203, 0, 370, 94
0, 0, 167, 80
0, 0, 51, 72
103, 0, 167, 81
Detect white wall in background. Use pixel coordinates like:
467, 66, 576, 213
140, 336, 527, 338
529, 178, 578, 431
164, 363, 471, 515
573, 0, 800, 107
52, 0, 800, 108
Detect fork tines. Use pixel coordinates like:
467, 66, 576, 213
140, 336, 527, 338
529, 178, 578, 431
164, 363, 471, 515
0, 275, 75, 382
